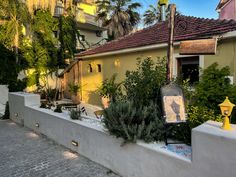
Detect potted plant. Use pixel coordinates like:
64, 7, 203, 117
97, 74, 122, 108
68, 83, 81, 104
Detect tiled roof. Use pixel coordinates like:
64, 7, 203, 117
216, 0, 231, 10
76, 15, 236, 57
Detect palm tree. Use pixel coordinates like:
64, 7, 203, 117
0, 0, 30, 63
96, 0, 141, 40
143, 4, 180, 26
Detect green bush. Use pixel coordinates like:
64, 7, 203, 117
68, 83, 81, 96
97, 73, 122, 101
103, 57, 167, 144
124, 57, 166, 106
69, 109, 82, 120
187, 105, 223, 129
54, 105, 62, 113
194, 63, 236, 113
103, 100, 164, 144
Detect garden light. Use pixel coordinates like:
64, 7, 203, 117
219, 97, 235, 130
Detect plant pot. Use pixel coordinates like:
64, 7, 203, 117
101, 96, 110, 108
71, 95, 80, 104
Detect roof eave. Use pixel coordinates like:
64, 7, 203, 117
76, 42, 180, 59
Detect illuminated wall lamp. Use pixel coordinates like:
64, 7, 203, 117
114, 59, 120, 67
35, 123, 40, 128
71, 140, 79, 147
15, 113, 18, 118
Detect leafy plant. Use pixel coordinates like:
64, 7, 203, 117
54, 105, 62, 113
194, 63, 236, 113
69, 109, 82, 120
68, 83, 81, 96
96, 0, 141, 40
124, 57, 166, 106
97, 74, 122, 101
103, 100, 164, 144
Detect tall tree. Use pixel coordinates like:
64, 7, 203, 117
96, 0, 141, 40
143, 4, 180, 26
0, 0, 30, 63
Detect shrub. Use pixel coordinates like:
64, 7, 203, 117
8, 79, 27, 92
124, 57, 166, 106
103, 100, 164, 144
69, 109, 82, 120
54, 105, 62, 113
187, 105, 223, 129
194, 63, 236, 113
97, 73, 122, 102
68, 83, 81, 96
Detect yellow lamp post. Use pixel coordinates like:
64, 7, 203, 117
219, 97, 235, 130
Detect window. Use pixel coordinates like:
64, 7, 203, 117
177, 56, 199, 84
88, 64, 93, 73
97, 64, 102, 72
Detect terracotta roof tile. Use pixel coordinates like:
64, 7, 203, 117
76, 15, 236, 57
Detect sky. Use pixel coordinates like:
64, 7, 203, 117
137, 0, 219, 19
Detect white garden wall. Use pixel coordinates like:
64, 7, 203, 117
9, 93, 236, 177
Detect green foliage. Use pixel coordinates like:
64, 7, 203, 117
0, 42, 27, 91
68, 83, 81, 96
194, 63, 236, 114
54, 105, 62, 113
187, 105, 223, 129
103, 100, 164, 144
59, 13, 78, 64
97, 74, 122, 101
8, 79, 27, 92
96, 0, 141, 39
103, 57, 166, 144
2, 102, 9, 119
143, 4, 181, 26
69, 109, 82, 120
124, 57, 166, 106
173, 63, 235, 144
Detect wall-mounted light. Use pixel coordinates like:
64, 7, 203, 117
71, 140, 79, 147
15, 113, 18, 118
35, 123, 40, 128
114, 59, 121, 67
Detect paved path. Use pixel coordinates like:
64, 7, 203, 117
0, 120, 120, 177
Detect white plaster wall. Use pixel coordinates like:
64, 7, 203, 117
8, 93, 236, 177
192, 121, 236, 177
0, 85, 8, 114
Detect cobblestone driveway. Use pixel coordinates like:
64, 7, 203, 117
0, 120, 120, 177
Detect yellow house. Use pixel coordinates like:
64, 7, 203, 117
59, 15, 236, 106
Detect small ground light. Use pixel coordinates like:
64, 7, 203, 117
71, 140, 79, 147
35, 123, 40, 128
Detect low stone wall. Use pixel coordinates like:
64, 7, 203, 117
9, 93, 236, 177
